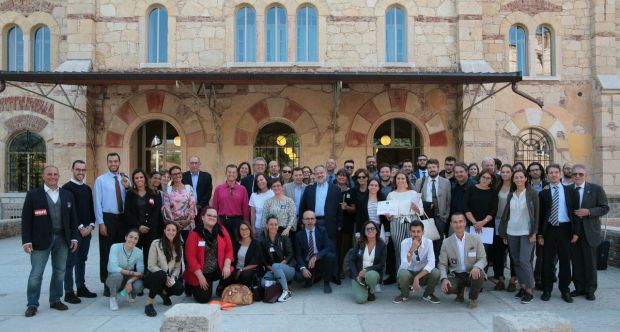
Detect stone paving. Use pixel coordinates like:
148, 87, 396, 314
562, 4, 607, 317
1, 233, 619, 332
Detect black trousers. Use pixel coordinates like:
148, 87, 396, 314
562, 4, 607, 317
337, 230, 353, 276
294, 252, 337, 283
493, 234, 516, 279
99, 213, 124, 284
571, 236, 598, 294
219, 216, 242, 239
143, 270, 184, 299
220, 268, 258, 289
542, 223, 572, 293
191, 271, 221, 303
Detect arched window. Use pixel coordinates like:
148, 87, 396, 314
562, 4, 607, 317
236, 5, 256, 62
33, 26, 51, 71
8, 131, 46, 192
7, 26, 24, 71
296, 5, 318, 62
385, 6, 406, 63
255, 122, 300, 167
535, 25, 555, 76
148, 7, 168, 63
266, 5, 287, 62
373, 118, 422, 165
509, 25, 528, 75
514, 128, 553, 167
136, 120, 181, 173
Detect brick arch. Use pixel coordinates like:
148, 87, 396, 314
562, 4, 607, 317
0, 96, 54, 119
105, 90, 204, 148
347, 88, 451, 149
233, 97, 319, 147
502, 107, 568, 151
4, 115, 49, 134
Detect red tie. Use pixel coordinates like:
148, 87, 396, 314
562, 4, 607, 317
114, 175, 123, 213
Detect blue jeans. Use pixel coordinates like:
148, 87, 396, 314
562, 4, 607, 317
27, 234, 69, 307
262, 263, 295, 290
65, 233, 91, 292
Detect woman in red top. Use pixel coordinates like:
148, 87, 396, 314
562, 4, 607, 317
184, 207, 233, 303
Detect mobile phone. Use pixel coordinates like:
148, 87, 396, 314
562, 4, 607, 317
120, 172, 127, 178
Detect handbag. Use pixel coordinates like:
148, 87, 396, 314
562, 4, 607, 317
418, 211, 440, 241
262, 283, 283, 303
221, 284, 253, 305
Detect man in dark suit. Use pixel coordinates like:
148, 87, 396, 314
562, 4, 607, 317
298, 165, 342, 243
241, 157, 267, 195
570, 164, 609, 300
295, 210, 337, 293
182, 156, 212, 211
413, 154, 429, 180
538, 164, 580, 303
22, 165, 79, 317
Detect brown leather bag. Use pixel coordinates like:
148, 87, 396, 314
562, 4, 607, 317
221, 284, 253, 305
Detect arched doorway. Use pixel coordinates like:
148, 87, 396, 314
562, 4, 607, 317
7, 131, 46, 192
514, 127, 553, 168
373, 118, 422, 165
134, 120, 182, 173
254, 122, 300, 167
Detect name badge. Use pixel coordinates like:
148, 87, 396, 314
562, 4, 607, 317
269, 247, 275, 253
34, 209, 48, 217
468, 251, 477, 258
450, 258, 457, 265
346, 194, 350, 199
198, 241, 205, 247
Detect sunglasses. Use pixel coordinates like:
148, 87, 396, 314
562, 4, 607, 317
365, 227, 377, 232
345, 166, 354, 169
414, 249, 420, 262
573, 172, 585, 177
282, 170, 292, 173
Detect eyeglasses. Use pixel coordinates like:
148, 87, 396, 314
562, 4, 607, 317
357, 176, 367, 180
365, 226, 377, 232
573, 172, 585, 177
282, 170, 292, 173
170, 172, 182, 176
418, 159, 427, 162
205, 214, 218, 218
345, 166, 354, 169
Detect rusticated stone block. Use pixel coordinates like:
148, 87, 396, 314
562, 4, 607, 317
161, 303, 221, 332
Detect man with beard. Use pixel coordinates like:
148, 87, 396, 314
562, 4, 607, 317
366, 155, 378, 179
439, 156, 456, 184
413, 155, 429, 180
326, 158, 337, 183
450, 163, 475, 222
561, 162, 574, 186
401, 159, 417, 186
378, 163, 394, 197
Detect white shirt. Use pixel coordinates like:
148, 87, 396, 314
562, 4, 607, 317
70, 178, 84, 185
249, 190, 275, 230
362, 245, 376, 269
44, 184, 59, 203
507, 191, 530, 236
424, 177, 439, 203
400, 237, 435, 273
455, 233, 467, 273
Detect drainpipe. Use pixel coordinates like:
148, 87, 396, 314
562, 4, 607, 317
332, 81, 342, 158
512, 82, 544, 108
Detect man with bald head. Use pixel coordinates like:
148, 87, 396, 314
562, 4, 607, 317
22, 165, 79, 317
182, 156, 213, 211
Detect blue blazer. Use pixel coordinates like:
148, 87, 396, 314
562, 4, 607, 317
298, 183, 342, 239
21, 187, 79, 250
294, 226, 334, 270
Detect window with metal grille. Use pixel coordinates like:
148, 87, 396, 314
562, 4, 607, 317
514, 128, 554, 168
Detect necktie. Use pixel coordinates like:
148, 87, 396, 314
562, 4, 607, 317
431, 179, 439, 215
307, 230, 315, 260
549, 186, 559, 226
114, 175, 123, 213
576, 186, 582, 208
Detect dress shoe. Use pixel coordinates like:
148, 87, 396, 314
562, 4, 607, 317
570, 290, 584, 297
561, 292, 573, 303
145, 304, 157, 317
77, 286, 97, 298
586, 293, 596, 301
332, 277, 341, 286
367, 290, 375, 301
304, 279, 313, 288
162, 295, 172, 306
103, 286, 110, 297
25, 306, 37, 317
534, 283, 543, 291
540, 292, 551, 301
323, 283, 332, 294
64, 292, 81, 304
494, 280, 505, 291
50, 302, 69, 311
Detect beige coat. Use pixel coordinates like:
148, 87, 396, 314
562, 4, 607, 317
438, 233, 487, 280
147, 239, 182, 278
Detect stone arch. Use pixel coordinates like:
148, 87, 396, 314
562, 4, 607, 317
105, 90, 204, 150
233, 97, 319, 149
347, 88, 451, 152
136, 0, 179, 16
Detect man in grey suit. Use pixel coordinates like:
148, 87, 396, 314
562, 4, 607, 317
415, 158, 451, 261
283, 167, 307, 218
570, 164, 609, 300
439, 213, 487, 309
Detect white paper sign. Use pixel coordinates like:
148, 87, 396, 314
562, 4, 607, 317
377, 201, 399, 216
468, 227, 494, 244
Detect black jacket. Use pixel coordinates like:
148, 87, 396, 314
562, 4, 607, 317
124, 191, 163, 240
538, 184, 580, 237
182, 171, 213, 210
21, 187, 79, 249
233, 239, 264, 270
294, 226, 334, 270
260, 233, 296, 268
355, 191, 389, 234
345, 240, 387, 279
298, 183, 342, 239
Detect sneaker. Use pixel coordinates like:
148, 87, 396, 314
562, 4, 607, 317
393, 295, 407, 304
520, 292, 534, 304
109, 297, 119, 311
64, 292, 82, 304
77, 286, 97, 298
467, 299, 478, 309
128, 293, 136, 303
422, 294, 441, 304
515, 289, 525, 298
145, 304, 157, 317
278, 290, 292, 302
375, 284, 382, 293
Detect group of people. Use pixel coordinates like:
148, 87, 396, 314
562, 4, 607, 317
20, 152, 610, 318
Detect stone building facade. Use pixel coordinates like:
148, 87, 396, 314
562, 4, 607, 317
0, 0, 618, 211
